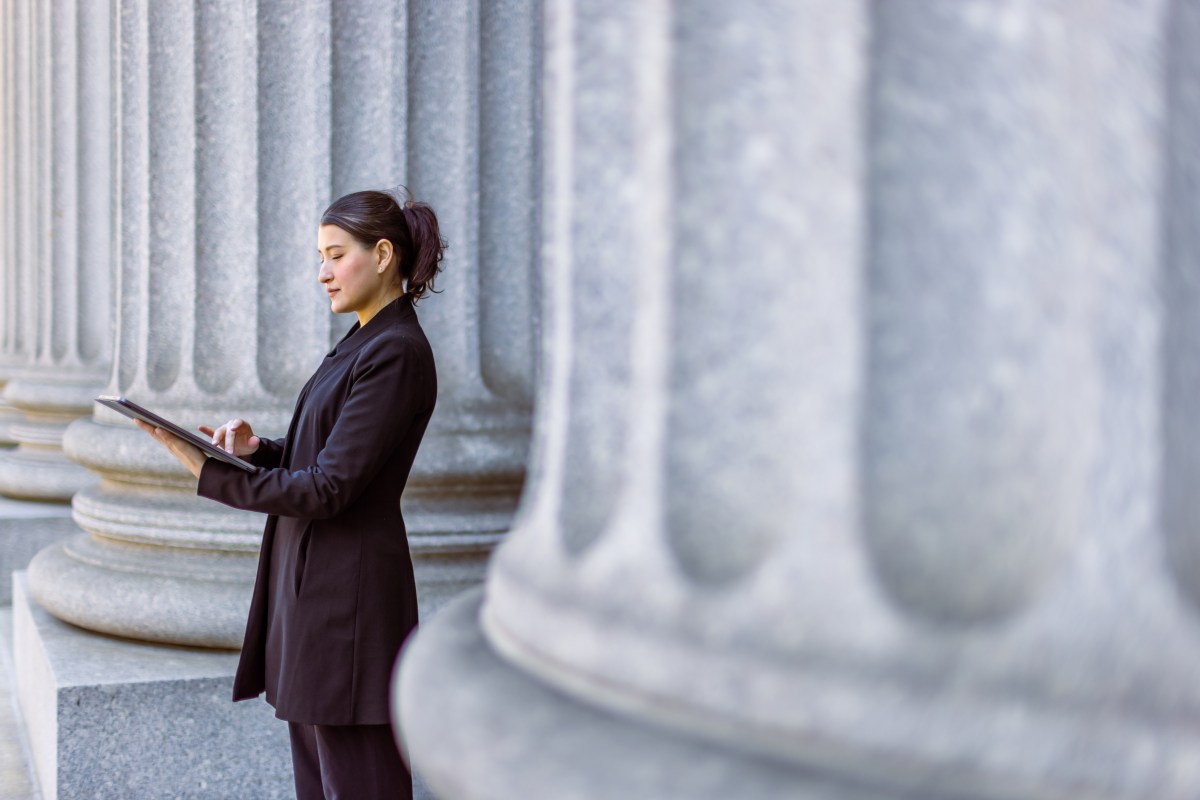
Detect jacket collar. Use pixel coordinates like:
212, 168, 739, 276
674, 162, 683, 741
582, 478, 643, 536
327, 294, 416, 357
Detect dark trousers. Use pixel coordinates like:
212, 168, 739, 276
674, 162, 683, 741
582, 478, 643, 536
287, 722, 413, 800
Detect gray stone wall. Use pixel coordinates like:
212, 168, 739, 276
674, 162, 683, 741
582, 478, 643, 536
399, 2, 1200, 799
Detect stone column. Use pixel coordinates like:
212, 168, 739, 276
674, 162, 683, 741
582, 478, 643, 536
0, 0, 112, 501
400, 2, 1200, 799
0, 0, 97, 607
397, 0, 538, 611
0, 0, 29, 446
24, 0, 330, 648
27, 0, 538, 647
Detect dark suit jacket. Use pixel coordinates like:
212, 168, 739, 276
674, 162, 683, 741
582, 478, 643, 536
197, 295, 436, 725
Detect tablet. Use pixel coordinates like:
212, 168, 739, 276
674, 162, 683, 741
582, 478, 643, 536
95, 395, 260, 473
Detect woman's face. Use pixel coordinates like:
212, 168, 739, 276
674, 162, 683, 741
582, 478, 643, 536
317, 224, 393, 324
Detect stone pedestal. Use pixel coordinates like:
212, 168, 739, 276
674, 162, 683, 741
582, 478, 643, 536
13, 572, 292, 800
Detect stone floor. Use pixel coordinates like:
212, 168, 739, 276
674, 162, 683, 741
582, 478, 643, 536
0, 609, 39, 800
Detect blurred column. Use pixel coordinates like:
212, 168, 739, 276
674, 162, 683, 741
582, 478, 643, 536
0, 0, 112, 500
400, 2, 1200, 799
26, 0, 333, 647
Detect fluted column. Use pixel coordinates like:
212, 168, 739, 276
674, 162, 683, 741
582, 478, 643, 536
0, 0, 29, 446
28, 0, 538, 647
401, 2, 1200, 798
26, 0, 332, 647
397, 0, 538, 608
0, 0, 112, 500
481, 0, 870, 771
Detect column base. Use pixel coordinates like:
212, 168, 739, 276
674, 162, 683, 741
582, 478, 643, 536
0, 400, 22, 447
12, 572, 292, 800
0, 374, 103, 501
0, 445, 96, 502
28, 531, 493, 649
399, 590, 902, 800
0, 498, 76, 605
27, 535, 256, 649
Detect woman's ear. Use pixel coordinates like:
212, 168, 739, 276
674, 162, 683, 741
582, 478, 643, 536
375, 239, 395, 272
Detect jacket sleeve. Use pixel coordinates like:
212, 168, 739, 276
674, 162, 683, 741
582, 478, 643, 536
196, 336, 431, 519
248, 437, 285, 469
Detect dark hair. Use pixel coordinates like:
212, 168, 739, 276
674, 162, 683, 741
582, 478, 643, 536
320, 188, 446, 301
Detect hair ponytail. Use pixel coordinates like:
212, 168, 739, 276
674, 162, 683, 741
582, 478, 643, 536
320, 187, 447, 304
399, 200, 446, 301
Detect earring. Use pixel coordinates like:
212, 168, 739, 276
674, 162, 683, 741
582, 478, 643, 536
378, 267, 384, 274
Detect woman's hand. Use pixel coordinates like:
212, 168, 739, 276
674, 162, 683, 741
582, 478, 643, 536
198, 419, 261, 457
135, 420, 207, 478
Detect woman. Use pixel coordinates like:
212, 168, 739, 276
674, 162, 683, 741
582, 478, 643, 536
138, 189, 444, 799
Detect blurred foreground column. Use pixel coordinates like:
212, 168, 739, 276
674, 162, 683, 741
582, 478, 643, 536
399, 2, 1200, 798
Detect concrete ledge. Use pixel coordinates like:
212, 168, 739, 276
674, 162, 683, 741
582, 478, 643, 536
12, 572, 292, 799
0, 500, 76, 606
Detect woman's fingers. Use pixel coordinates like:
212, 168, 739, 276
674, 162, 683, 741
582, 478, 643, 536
197, 419, 255, 455
133, 419, 206, 478
225, 419, 243, 454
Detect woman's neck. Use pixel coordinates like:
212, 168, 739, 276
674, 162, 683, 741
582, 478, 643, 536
356, 288, 405, 327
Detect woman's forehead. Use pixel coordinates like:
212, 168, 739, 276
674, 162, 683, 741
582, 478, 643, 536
317, 224, 353, 248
